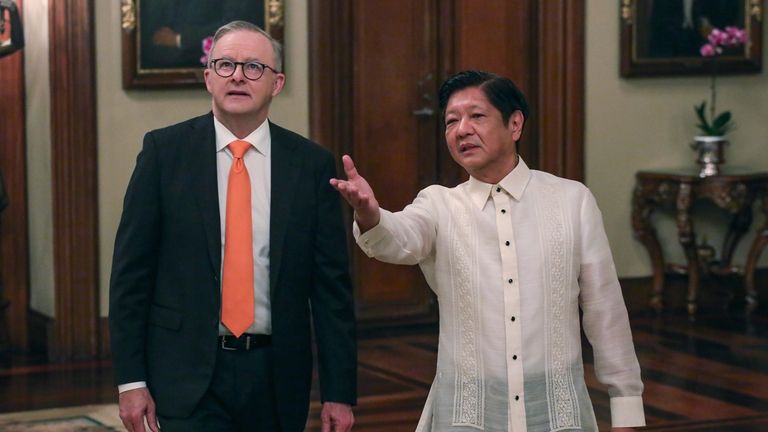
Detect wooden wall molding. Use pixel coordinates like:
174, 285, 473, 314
49, 0, 100, 360
0, 0, 29, 352
536, 0, 585, 181
308, 0, 354, 156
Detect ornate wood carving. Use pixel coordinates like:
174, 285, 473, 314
744, 182, 768, 310
49, 0, 100, 360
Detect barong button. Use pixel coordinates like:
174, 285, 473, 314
505, 241, 510, 246
508, 278, 513, 284
501, 209, 506, 214
515, 395, 520, 401
496, 187, 501, 192
510, 316, 516, 322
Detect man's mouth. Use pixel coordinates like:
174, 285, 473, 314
227, 90, 250, 97
459, 143, 480, 153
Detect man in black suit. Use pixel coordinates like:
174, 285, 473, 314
110, 21, 356, 432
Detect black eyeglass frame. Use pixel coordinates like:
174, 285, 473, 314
208, 58, 280, 81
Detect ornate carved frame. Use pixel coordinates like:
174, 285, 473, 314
120, 0, 285, 89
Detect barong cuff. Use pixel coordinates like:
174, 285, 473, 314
353, 210, 390, 256
610, 396, 646, 427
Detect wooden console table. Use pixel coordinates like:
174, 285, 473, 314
631, 170, 768, 317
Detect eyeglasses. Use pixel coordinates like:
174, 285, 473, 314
209, 58, 279, 81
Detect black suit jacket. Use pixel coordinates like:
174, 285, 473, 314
109, 113, 357, 430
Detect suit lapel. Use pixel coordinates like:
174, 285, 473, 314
269, 122, 301, 295
191, 113, 222, 277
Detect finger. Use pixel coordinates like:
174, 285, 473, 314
321, 415, 331, 432
124, 416, 144, 432
342, 155, 359, 179
336, 182, 356, 199
121, 419, 133, 432
134, 416, 147, 432
338, 413, 353, 432
146, 405, 160, 432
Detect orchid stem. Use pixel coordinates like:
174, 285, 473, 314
709, 60, 717, 127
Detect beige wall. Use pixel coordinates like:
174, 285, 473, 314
95, 1, 309, 315
585, 1, 768, 277
24, 0, 54, 317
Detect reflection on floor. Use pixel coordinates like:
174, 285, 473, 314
1, 311, 767, 431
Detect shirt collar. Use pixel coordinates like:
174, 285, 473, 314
466, 157, 532, 209
213, 116, 271, 157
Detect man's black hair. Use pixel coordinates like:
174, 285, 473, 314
438, 70, 530, 126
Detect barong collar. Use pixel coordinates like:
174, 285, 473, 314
466, 157, 532, 210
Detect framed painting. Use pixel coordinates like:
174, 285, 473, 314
620, 0, 763, 77
121, 0, 284, 89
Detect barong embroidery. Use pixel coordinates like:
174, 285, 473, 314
449, 195, 484, 429
538, 184, 581, 429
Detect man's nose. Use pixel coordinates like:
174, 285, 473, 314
230, 64, 247, 80
456, 117, 473, 137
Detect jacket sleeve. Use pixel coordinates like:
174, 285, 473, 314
309, 153, 358, 405
109, 132, 162, 386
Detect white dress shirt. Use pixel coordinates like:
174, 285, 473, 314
354, 159, 645, 431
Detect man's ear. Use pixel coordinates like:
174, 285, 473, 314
509, 111, 525, 141
271, 73, 286, 97
203, 68, 214, 94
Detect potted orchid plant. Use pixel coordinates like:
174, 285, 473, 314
691, 26, 749, 177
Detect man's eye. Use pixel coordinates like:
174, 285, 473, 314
245, 63, 262, 72
219, 61, 234, 69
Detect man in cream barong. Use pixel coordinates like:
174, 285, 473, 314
331, 70, 645, 431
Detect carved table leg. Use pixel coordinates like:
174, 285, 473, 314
676, 183, 699, 318
744, 192, 768, 313
632, 182, 666, 312
721, 207, 753, 268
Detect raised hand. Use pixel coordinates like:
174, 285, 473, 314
330, 155, 380, 232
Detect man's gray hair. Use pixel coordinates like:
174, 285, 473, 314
209, 20, 283, 72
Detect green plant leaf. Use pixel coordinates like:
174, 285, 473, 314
711, 111, 732, 134
694, 101, 710, 129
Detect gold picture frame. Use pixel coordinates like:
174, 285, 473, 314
121, 0, 284, 89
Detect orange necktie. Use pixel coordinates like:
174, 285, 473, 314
221, 140, 254, 337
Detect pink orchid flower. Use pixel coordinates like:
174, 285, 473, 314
700, 43, 717, 57
200, 36, 214, 66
